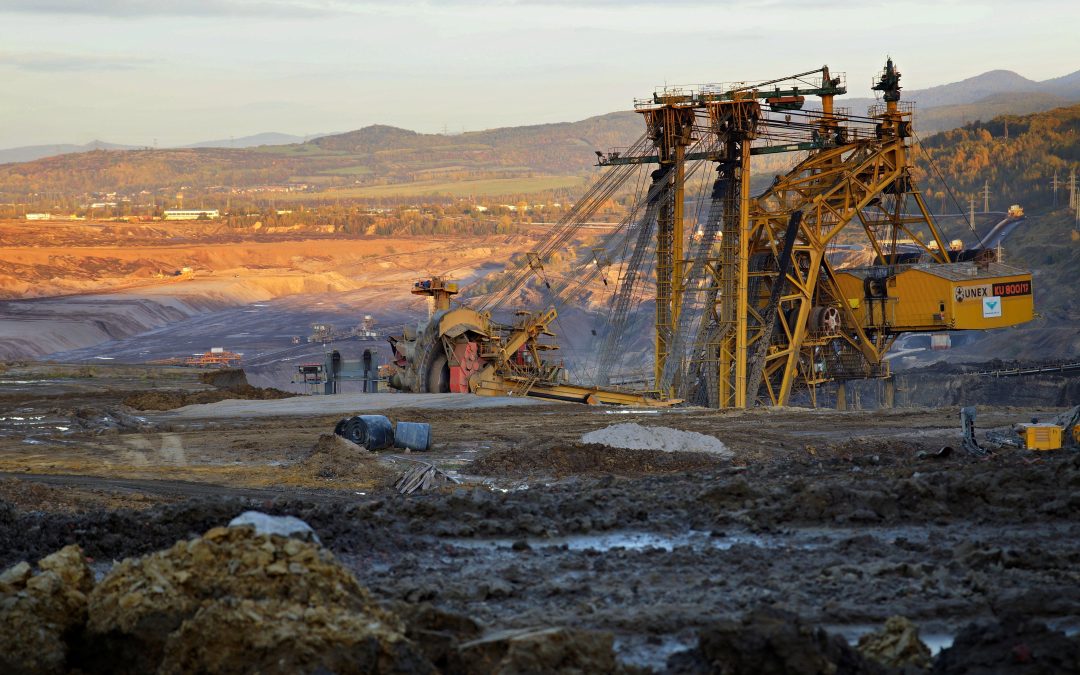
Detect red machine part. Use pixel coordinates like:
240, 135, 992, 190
449, 340, 483, 393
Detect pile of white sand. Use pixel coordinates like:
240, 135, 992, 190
581, 423, 731, 457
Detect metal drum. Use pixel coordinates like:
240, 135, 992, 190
393, 421, 431, 451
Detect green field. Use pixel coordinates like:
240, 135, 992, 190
276, 175, 585, 200
320, 165, 375, 176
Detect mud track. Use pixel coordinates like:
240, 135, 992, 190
3, 448, 1079, 670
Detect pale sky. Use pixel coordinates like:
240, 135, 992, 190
0, 0, 1076, 147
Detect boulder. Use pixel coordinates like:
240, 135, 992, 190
0, 545, 93, 674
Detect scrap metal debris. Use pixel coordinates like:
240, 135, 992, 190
916, 446, 953, 460
395, 462, 458, 495
960, 406, 991, 457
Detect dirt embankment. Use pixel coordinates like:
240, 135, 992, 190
896, 369, 1080, 408
122, 385, 294, 411
122, 368, 296, 411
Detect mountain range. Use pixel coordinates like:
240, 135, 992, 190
0, 67, 1076, 197
0, 132, 333, 165
2, 67, 1077, 167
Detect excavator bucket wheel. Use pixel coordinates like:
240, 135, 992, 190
427, 353, 450, 393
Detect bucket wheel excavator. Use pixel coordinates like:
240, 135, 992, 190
388, 277, 666, 405
388, 59, 1035, 408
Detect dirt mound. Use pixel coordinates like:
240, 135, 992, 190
122, 383, 295, 411
199, 368, 248, 388
0, 545, 93, 674
857, 615, 932, 668
83, 521, 426, 673
296, 434, 398, 485
581, 423, 731, 457
472, 443, 726, 478
666, 608, 889, 675
932, 614, 1080, 674
1, 515, 433, 673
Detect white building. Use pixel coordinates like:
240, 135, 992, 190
163, 209, 220, 221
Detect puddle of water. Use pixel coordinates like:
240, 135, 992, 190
438, 523, 1046, 555
1047, 617, 1080, 636
442, 529, 780, 553
614, 633, 695, 670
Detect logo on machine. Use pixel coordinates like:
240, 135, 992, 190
991, 280, 1032, 297
954, 284, 992, 303
982, 296, 1002, 318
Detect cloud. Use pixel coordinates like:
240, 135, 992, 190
0, 0, 748, 18
0, 51, 157, 72
0, 0, 335, 17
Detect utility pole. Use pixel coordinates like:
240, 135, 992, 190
969, 195, 977, 230
982, 180, 991, 213
1051, 171, 1059, 208
1071, 168, 1079, 229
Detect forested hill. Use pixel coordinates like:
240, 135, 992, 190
914, 102, 1080, 211
0, 112, 642, 195
913, 103, 1080, 331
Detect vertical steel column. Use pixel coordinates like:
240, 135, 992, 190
651, 106, 693, 396
733, 140, 751, 408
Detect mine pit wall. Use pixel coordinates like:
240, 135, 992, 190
814, 371, 1080, 410
0, 294, 229, 361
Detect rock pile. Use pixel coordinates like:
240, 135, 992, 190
0, 516, 427, 674
0, 513, 623, 674
857, 615, 932, 669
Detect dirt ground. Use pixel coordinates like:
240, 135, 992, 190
1, 363, 1078, 672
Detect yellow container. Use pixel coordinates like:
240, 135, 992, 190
834, 261, 1034, 333
1023, 424, 1063, 451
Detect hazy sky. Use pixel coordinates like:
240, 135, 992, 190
0, 0, 1076, 147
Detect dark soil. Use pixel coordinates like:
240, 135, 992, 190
3, 403, 1080, 673
471, 443, 726, 478
666, 607, 890, 674
932, 614, 1080, 674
